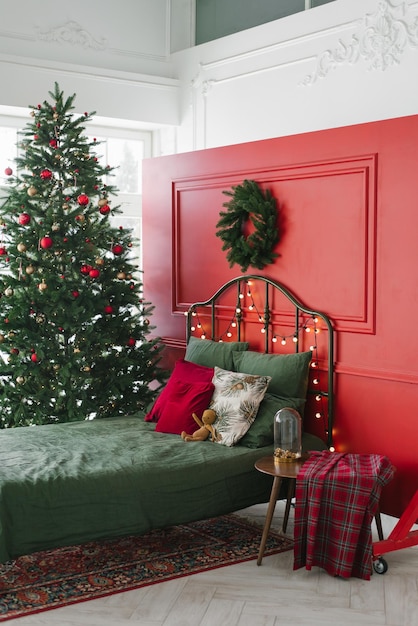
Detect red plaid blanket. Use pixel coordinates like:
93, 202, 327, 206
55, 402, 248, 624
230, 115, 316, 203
293, 451, 394, 580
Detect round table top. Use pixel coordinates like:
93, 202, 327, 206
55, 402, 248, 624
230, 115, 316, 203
255, 454, 309, 479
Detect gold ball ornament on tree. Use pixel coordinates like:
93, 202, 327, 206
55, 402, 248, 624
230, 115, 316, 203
17, 242, 27, 253
26, 265, 35, 274
98, 198, 108, 208
16, 376, 25, 385
38, 280, 48, 292
27, 186, 38, 197
4, 287, 14, 297
117, 271, 126, 280
0, 334, 5, 343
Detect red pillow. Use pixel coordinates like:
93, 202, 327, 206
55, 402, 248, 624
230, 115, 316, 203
155, 379, 215, 435
145, 359, 214, 422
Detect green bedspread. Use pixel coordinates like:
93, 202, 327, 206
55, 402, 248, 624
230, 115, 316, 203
0, 415, 276, 562
0, 415, 325, 562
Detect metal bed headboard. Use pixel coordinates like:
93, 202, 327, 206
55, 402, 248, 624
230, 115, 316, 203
186, 274, 334, 448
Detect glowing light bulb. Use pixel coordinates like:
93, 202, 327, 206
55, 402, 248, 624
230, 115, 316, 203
311, 361, 318, 368
281, 338, 286, 346
315, 394, 321, 401
236, 307, 241, 314
315, 412, 322, 418
227, 331, 232, 338
192, 311, 197, 317
191, 325, 196, 331
293, 336, 298, 343
329, 446, 335, 453
197, 323, 201, 329
313, 378, 319, 385
200, 334, 206, 340
261, 328, 266, 334
231, 322, 236, 328
239, 293, 244, 299
305, 327, 311, 333
272, 336, 277, 343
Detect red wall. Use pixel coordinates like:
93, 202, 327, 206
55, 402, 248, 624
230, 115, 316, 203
142, 115, 418, 519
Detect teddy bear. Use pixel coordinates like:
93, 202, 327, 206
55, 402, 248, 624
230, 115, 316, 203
181, 409, 221, 442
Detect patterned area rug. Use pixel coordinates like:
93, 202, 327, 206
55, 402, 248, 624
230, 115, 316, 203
0, 514, 292, 622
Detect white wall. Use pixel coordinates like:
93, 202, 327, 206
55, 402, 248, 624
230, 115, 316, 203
0, 0, 417, 150
172, 0, 418, 151
0, 0, 193, 125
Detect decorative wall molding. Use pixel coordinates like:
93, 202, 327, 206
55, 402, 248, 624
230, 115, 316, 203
35, 20, 108, 51
302, 0, 418, 85
171, 154, 377, 335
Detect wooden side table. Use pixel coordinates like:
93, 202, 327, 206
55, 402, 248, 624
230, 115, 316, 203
255, 454, 308, 565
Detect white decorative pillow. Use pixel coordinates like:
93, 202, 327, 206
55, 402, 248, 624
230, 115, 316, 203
210, 366, 271, 446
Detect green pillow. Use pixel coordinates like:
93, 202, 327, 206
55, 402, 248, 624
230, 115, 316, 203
232, 350, 312, 399
185, 336, 249, 371
239, 393, 306, 448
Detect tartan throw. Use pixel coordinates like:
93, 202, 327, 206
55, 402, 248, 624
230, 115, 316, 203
293, 451, 394, 580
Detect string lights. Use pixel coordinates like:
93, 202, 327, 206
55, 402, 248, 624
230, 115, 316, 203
187, 280, 330, 442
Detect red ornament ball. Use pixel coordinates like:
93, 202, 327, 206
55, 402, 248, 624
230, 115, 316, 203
104, 305, 113, 314
31, 353, 38, 363
80, 264, 92, 275
89, 268, 100, 279
99, 204, 110, 215
49, 139, 58, 148
112, 244, 123, 256
72, 290, 80, 298
4, 167, 12, 176
40, 236, 53, 249
77, 194, 89, 206
0, 247, 7, 256
126, 337, 136, 347
40, 169, 52, 180
18, 212, 31, 225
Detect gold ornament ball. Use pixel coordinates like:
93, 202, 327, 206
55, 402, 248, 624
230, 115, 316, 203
74, 348, 81, 353
83, 366, 91, 372
53, 364, 60, 371
16, 376, 25, 384
26, 265, 35, 274
4, 287, 14, 297
117, 272, 126, 280
96, 257, 105, 266
62, 203, 69, 210
98, 198, 108, 207
17, 242, 27, 252
38, 281, 48, 291
27, 186, 38, 197
0, 334, 4, 343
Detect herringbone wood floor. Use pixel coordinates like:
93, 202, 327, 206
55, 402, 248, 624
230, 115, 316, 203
6, 501, 418, 626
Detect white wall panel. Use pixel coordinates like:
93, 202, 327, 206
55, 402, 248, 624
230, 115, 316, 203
172, 0, 418, 150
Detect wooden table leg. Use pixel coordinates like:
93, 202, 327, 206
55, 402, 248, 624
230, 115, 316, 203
257, 476, 282, 565
282, 478, 295, 534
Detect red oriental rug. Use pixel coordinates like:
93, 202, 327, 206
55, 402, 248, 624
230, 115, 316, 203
0, 514, 292, 622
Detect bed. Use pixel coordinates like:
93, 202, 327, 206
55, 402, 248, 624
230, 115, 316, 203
0, 275, 334, 563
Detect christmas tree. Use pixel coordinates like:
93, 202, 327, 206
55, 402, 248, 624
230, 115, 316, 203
0, 83, 166, 427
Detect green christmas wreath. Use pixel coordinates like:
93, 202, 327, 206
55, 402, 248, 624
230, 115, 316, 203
215, 179, 279, 272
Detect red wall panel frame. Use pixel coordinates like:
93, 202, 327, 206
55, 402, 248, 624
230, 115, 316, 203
172, 154, 377, 334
